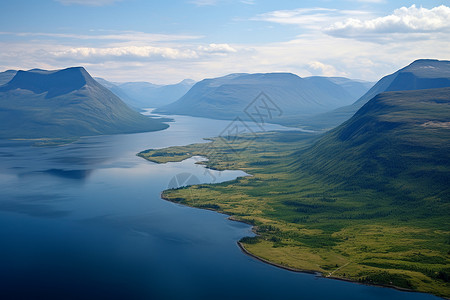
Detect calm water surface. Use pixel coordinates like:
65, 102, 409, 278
0, 112, 442, 300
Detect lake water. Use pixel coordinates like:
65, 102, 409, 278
0, 112, 442, 300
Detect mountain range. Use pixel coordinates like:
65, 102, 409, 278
154, 73, 373, 125
306, 59, 450, 129
96, 78, 195, 109
0, 67, 168, 139
2, 59, 449, 141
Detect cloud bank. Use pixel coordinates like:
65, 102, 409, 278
50, 43, 236, 61
325, 5, 450, 39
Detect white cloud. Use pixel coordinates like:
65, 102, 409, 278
307, 61, 342, 77
51, 46, 199, 60
197, 43, 237, 54
256, 8, 334, 26
325, 5, 450, 39
47, 43, 237, 61
29, 43, 239, 66
254, 8, 371, 29
55, 0, 122, 6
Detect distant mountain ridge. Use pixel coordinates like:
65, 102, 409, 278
94, 77, 139, 109
306, 59, 450, 129
0, 70, 17, 86
154, 72, 373, 125
0, 67, 168, 139
96, 78, 195, 109
317, 77, 374, 100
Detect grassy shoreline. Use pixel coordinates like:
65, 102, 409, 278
139, 131, 449, 298
161, 184, 445, 299
236, 242, 437, 297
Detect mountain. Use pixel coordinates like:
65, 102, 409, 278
305, 76, 375, 99
0, 67, 168, 139
0, 70, 17, 86
94, 77, 139, 109
154, 73, 372, 125
97, 79, 196, 109
295, 87, 450, 200
306, 59, 450, 129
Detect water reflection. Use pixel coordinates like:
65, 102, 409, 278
41, 168, 93, 180
0, 194, 70, 218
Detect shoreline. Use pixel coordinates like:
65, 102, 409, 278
160, 191, 446, 299
236, 241, 320, 275
236, 241, 440, 298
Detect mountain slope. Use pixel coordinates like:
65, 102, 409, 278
306, 59, 450, 129
296, 87, 450, 200
305, 76, 374, 101
114, 79, 195, 108
94, 77, 140, 109
0, 67, 168, 139
155, 73, 371, 125
0, 70, 17, 86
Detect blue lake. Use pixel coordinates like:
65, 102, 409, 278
0, 112, 442, 300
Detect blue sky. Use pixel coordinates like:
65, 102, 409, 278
0, 0, 449, 83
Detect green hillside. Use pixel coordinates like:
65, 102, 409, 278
296, 87, 450, 201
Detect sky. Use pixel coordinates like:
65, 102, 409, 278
0, 0, 449, 84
